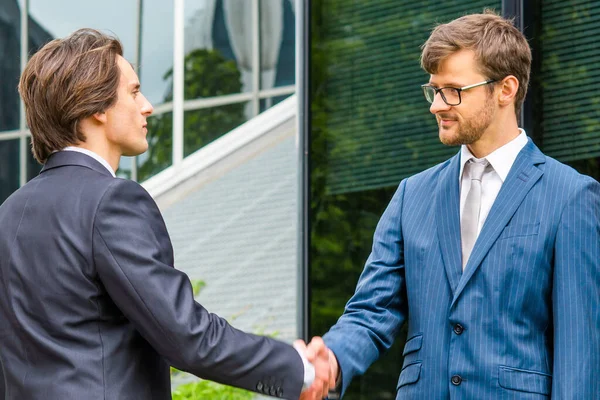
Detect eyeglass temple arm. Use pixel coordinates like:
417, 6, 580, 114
460, 79, 496, 91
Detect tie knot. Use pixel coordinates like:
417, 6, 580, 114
467, 159, 488, 181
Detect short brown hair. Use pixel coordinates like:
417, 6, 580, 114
19, 29, 123, 163
421, 10, 531, 118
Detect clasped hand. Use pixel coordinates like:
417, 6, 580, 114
295, 337, 339, 400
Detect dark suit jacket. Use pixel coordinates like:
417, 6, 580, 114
0, 151, 303, 399
324, 139, 600, 399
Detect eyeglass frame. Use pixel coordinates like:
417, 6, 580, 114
421, 79, 497, 106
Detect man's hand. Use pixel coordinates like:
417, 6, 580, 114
295, 337, 337, 400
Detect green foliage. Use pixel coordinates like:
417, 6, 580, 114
191, 279, 206, 297
172, 380, 255, 400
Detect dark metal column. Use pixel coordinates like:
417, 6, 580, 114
502, 0, 542, 145
297, 0, 311, 341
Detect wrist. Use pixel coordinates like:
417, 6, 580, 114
329, 349, 341, 386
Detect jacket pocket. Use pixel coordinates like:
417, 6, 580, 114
498, 366, 552, 395
498, 222, 540, 240
397, 362, 421, 389
402, 334, 423, 356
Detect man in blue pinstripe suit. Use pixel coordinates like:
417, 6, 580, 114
315, 11, 600, 399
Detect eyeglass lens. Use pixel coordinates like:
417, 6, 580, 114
423, 86, 460, 105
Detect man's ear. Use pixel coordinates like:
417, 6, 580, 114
498, 75, 519, 107
93, 111, 107, 124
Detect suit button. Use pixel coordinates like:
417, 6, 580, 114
269, 386, 277, 396
451, 375, 462, 385
256, 381, 264, 392
453, 323, 464, 335
276, 387, 284, 397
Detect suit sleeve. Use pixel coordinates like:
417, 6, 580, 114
323, 180, 408, 397
92, 179, 304, 400
551, 177, 600, 399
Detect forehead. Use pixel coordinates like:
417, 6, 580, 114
429, 49, 484, 85
116, 55, 139, 85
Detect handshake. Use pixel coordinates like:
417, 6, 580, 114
294, 337, 340, 400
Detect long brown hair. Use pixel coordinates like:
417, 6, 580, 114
19, 29, 123, 163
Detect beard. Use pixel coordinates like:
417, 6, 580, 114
437, 94, 496, 146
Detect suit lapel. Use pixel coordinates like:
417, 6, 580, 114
436, 152, 462, 296
451, 140, 546, 307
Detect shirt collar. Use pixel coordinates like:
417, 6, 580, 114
459, 129, 528, 183
62, 147, 116, 177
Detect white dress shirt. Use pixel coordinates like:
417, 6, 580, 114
459, 130, 528, 235
62, 147, 116, 177
293, 343, 316, 391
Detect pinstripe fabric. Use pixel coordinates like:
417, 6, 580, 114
323, 139, 600, 399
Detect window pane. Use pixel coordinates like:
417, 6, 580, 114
184, 0, 252, 98
259, 93, 293, 113
0, 139, 20, 205
0, 0, 21, 131
308, 1, 502, 398
538, 0, 600, 172
260, 0, 295, 91
28, 0, 137, 61
140, 0, 174, 106
117, 157, 134, 180
138, 111, 173, 182
183, 102, 249, 157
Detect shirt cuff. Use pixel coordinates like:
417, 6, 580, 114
327, 363, 342, 399
293, 343, 315, 391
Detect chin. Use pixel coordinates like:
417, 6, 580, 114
439, 130, 463, 147
122, 142, 149, 157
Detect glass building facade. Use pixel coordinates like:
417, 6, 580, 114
0, 0, 296, 203
306, 0, 600, 398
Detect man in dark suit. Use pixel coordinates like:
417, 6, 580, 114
0, 29, 333, 399
315, 11, 600, 399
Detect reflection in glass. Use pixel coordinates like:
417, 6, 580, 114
260, 0, 295, 90
140, 0, 174, 106
182, 48, 242, 100
28, 0, 137, 61
184, 0, 251, 96
566, 158, 600, 182
184, 102, 248, 157
117, 157, 134, 180
0, 0, 21, 131
0, 140, 20, 205
138, 112, 173, 182
183, 0, 295, 97
538, 0, 600, 166
259, 93, 293, 113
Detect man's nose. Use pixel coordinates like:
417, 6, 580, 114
141, 94, 154, 116
429, 92, 451, 114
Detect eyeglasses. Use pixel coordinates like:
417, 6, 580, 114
421, 80, 497, 106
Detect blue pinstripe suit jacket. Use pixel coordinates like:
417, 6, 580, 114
323, 139, 600, 399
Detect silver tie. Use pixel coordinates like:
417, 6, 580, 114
461, 159, 488, 270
